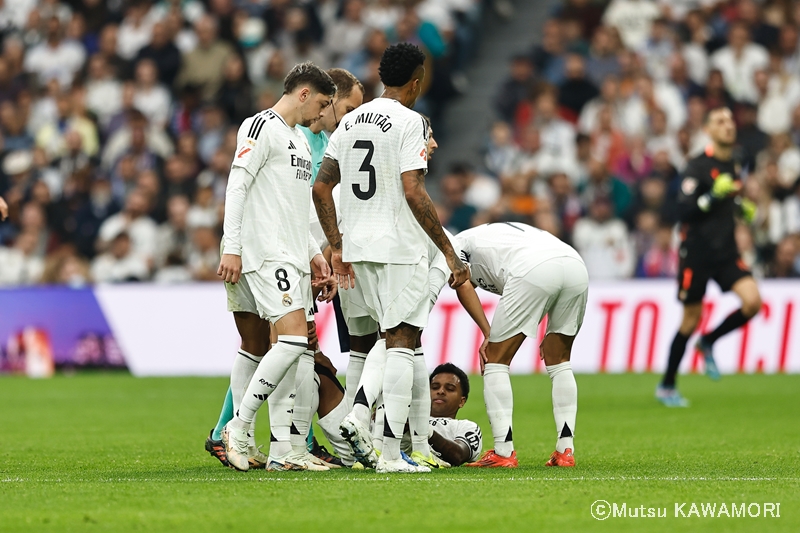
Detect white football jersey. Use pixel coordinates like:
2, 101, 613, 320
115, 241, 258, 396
324, 98, 429, 264
429, 417, 483, 463
309, 184, 341, 251
226, 108, 316, 274
454, 222, 582, 295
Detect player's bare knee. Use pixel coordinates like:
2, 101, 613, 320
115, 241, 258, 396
680, 304, 702, 335
742, 295, 762, 318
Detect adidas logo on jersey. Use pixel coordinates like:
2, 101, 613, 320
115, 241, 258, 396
288, 140, 296, 150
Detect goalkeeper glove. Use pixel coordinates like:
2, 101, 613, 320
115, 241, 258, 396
740, 198, 757, 224
711, 173, 740, 198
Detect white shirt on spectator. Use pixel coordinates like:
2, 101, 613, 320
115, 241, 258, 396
682, 43, 709, 85
0, 247, 44, 285
23, 39, 86, 88
710, 44, 769, 103
91, 252, 149, 283
86, 79, 123, 128
572, 217, 635, 279
602, 0, 661, 51
622, 82, 686, 135
324, 19, 369, 61
538, 118, 577, 165
758, 74, 800, 135
464, 174, 501, 211
117, 12, 159, 60
98, 214, 158, 262
133, 85, 172, 128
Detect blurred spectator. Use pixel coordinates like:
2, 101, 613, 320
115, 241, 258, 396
485, 121, 519, 178
530, 19, 565, 85
710, 21, 769, 103
187, 225, 220, 280
558, 54, 598, 119
216, 54, 254, 125
175, 15, 234, 102
0, 230, 44, 285
766, 236, 800, 278
117, 0, 159, 61
135, 20, 182, 87
580, 158, 632, 219
585, 25, 620, 87
636, 220, 678, 278
572, 196, 635, 279
439, 171, 478, 234
133, 58, 171, 128
91, 230, 148, 283
23, 16, 85, 88
494, 54, 535, 123
97, 188, 157, 265
602, 0, 660, 50
325, 0, 369, 64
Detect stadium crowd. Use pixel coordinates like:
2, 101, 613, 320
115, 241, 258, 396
2, 0, 800, 286
436, 0, 800, 280
0, 0, 484, 285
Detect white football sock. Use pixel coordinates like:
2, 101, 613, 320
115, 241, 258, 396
344, 351, 367, 410
235, 335, 306, 428
381, 347, 414, 461
290, 350, 315, 454
248, 413, 258, 448
372, 394, 384, 452
230, 349, 263, 412
546, 361, 577, 453
317, 397, 355, 466
352, 339, 387, 426
267, 357, 298, 458
484, 363, 514, 457
311, 373, 320, 418
410, 346, 431, 455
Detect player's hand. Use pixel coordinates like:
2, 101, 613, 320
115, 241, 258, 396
217, 253, 242, 284
311, 253, 331, 285
0, 196, 8, 221
479, 336, 489, 375
741, 198, 757, 224
307, 320, 319, 351
316, 275, 338, 303
447, 255, 470, 289
711, 173, 741, 198
331, 250, 356, 289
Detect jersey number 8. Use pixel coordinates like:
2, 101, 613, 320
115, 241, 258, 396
352, 140, 376, 201
275, 268, 291, 291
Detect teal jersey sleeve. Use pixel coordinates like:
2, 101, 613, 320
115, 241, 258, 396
298, 126, 329, 184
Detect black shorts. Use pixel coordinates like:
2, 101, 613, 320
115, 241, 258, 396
677, 255, 751, 304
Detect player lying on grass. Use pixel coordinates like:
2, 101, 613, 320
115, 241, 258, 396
453, 222, 588, 468
208, 68, 363, 470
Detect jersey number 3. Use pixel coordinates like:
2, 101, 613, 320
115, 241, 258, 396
352, 140, 376, 200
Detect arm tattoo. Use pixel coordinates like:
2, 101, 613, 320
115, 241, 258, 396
313, 158, 343, 251
403, 169, 454, 257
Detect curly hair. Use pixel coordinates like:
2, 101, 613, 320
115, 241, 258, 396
283, 61, 336, 96
430, 363, 470, 399
378, 43, 426, 88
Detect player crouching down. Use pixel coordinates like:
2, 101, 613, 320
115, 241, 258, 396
456, 222, 588, 468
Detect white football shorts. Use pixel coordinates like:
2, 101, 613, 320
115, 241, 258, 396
243, 262, 314, 324
489, 255, 588, 342
352, 259, 429, 332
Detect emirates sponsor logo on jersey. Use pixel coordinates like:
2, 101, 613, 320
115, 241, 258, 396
291, 154, 312, 181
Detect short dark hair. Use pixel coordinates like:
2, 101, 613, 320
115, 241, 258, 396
419, 113, 431, 129
704, 105, 731, 124
327, 68, 364, 100
283, 61, 336, 96
379, 43, 426, 88
430, 363, 470, 399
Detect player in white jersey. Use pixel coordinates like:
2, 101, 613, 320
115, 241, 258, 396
346, 116, 488, 470
313, 43, 469, 473
452, 222, 588, 468
217, 62, 338, 472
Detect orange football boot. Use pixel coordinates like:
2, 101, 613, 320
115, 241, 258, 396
545, 448, 575, 467
465, 449, 518, 468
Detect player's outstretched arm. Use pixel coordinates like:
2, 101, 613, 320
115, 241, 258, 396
218, 166, 255, 284
455, 282, 491, 370
401, 168, 469, 288
429, 430, 472, 466
313, 157, 355, 289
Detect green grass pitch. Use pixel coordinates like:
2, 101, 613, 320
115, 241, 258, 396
1, 372, 798, 532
